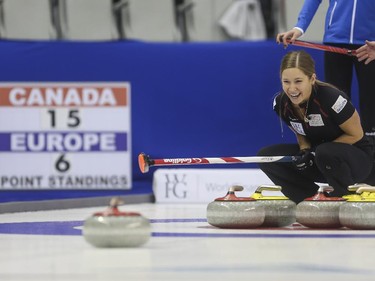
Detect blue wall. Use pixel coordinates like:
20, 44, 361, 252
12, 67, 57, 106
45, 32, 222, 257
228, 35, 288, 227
0, 39, 328, 201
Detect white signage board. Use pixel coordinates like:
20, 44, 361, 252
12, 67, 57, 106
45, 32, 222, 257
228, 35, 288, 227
153, 168, 280, 203
0, 82, 131, 189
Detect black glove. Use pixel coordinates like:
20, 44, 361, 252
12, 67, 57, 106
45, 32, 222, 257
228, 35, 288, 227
292, 149, 314, 171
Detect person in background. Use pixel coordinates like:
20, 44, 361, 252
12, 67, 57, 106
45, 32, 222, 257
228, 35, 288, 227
357, 41, 375, 65
276, 0, 375, 138
257, 51, 374, 203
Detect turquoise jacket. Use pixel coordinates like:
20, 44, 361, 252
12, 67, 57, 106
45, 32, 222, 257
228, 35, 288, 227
296, 0, 375, 44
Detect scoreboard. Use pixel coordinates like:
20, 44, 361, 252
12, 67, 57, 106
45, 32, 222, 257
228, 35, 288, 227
0, 82, 132, 190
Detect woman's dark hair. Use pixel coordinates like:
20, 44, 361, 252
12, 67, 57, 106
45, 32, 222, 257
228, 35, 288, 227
280, 50, 337, 89
280, 50, 315, 79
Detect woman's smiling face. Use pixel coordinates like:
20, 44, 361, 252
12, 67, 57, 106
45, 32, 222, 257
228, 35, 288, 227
281, 67, 316, 106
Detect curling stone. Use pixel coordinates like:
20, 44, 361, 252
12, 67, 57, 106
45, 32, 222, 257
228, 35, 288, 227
251, 185, 296, 227
206, 185, 265, 229
339, 185, 375, 230
296, 185, 346, 228
83, 198, 151, 247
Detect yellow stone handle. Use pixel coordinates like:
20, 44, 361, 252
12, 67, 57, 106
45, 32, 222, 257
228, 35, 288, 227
356, 186, 375, 194
254, 185, 282, 193
347, 183, 370, 192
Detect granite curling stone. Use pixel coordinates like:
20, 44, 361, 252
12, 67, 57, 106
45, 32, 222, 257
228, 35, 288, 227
83, 198, 151, 247
339, 185, 375, 230
296, 185, 346, 228
251, 185, 296, 227
206, 185, 265, 229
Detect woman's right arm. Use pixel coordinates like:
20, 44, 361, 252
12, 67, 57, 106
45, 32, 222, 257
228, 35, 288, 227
295, 133, 312, 151
277, 0, 322, 45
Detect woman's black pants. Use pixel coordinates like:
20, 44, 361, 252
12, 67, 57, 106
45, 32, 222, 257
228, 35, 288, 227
257, 143, 373, 203
325, 45, 375, 135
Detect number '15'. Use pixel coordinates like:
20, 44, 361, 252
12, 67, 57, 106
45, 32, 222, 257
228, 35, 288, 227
47, 109, 81, 128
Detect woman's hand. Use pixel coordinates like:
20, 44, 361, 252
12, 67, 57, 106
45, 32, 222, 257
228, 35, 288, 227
292, 148, 314, 171
276, 28, 303, 47
356, 40, 375, 65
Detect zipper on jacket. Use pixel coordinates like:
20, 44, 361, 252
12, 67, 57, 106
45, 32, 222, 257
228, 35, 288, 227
328, 1, 337, 27
350, 0, 358, 44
